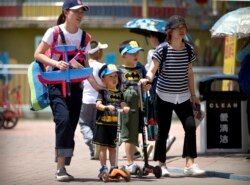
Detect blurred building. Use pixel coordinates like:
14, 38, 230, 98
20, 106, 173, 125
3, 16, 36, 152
0, 0, 249, 110
0, 0, 249, 66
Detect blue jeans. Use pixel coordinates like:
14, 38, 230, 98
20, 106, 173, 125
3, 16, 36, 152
48, 83, 82, 165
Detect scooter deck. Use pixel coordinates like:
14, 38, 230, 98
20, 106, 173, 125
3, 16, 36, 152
99, 168, 130, 182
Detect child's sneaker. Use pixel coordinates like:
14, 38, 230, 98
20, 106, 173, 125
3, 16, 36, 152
161, 166, 170, 177
183, 164, 205, 176
98, 165, 108, 178
125, 162, 139, 174
56, 167, 74, 181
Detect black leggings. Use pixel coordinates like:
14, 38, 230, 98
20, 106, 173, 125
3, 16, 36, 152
153, 95, 197, 163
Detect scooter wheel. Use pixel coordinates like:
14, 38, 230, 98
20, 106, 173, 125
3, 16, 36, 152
153, 166, 162, 178
101, 171, 109, 182
3, 110, 18, 129
123, 169, 131, 182
135, 167, 143, 178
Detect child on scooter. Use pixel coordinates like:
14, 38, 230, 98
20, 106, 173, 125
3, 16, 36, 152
118, 40, 146, 174
93, 64, 130, 178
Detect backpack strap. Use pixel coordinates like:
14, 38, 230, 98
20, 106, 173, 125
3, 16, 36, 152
48, 26, 59, 58
77, 31, 91, 65
49, 26, 66, 58
159, 44, 168, 73
52, 26, 59, 47
58, 26, 66, 44
184, 42, 192, 62
80, 31, 86, 48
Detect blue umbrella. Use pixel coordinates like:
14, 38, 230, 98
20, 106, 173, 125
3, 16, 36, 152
123, 18, 167, 36
124, 18, 192, 43
210, 7, 250, 39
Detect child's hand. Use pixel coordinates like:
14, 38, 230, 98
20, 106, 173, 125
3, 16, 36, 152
122, 106, 130, 113
106, 105, 115, 112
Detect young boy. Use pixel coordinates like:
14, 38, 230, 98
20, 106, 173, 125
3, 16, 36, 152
118, 40, 146, 173
93, 64, 130, 176
78, 40, 107, 160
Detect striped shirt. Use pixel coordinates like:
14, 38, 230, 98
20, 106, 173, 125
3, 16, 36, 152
152, 42, 196, 104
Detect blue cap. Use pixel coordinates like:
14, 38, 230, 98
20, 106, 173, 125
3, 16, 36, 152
62, 0, 89, 11
99, 64, 119, 78
120, 40, 144, 55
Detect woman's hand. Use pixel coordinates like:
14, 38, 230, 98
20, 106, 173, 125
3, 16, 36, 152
191, 95, 200, 107
139, 78, 151, 91
55, 60, 69, 70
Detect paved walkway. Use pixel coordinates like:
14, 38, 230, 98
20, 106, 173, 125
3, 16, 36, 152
0, 118, 249, 185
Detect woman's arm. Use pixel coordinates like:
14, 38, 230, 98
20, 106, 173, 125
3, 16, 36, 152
188, 63, 199, 106
146, 58, 159, 82
34, 41, 68, 70
88, 74, 105, 91
84, 59, 105, 91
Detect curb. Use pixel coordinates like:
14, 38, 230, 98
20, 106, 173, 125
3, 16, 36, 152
169, 168, 250, 181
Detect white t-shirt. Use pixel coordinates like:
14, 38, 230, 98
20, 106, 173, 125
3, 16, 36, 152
42, 24, 90, 61
82, 59, 105, 104
145, 48, 154, 71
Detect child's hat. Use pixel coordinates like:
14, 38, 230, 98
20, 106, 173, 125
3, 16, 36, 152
120, 40, 144, 55
63, 0, 89, 11
87, 41, 108, 54
99, 64, 119, 78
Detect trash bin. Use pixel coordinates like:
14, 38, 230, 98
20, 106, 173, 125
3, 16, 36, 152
199, 74, 248, 153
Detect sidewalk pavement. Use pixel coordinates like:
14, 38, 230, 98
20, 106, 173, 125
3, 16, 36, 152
0, 118, 249, 185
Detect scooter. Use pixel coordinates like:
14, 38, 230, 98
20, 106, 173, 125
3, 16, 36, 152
137, 82, 162, 178
99, 108, 131, 182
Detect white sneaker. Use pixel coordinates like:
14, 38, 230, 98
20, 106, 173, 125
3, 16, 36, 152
125, 162, 139, 174
184, 164, 205, 176
161, 166, 170, 177
166, 135, 176, 153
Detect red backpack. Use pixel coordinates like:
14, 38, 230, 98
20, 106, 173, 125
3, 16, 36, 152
45, 25, 91, 67
28, 26, 91, 111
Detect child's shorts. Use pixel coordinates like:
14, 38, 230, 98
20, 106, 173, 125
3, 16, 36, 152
93, 125, 117, 148
121, 87, 139, 146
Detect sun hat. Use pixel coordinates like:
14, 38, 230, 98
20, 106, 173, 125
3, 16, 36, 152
166, 15, 186, 30
87, 41, 108, 54
98, 64, 119, 78
120, 40, 144, 55
62, 0, 89, 11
